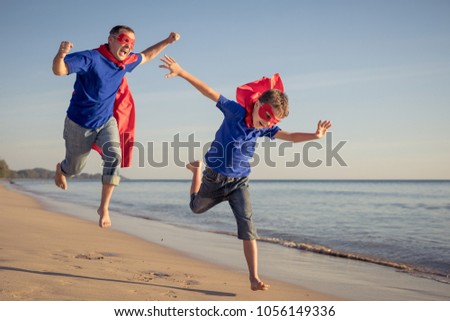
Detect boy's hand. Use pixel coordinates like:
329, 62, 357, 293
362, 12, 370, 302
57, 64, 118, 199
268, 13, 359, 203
159, 55, 220, 102
159, 55, 182, 78
167, 32, 181, 44
315, 120, 332, 138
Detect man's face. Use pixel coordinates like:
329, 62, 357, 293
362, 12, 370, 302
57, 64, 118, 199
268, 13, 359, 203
108, 30, 135, 61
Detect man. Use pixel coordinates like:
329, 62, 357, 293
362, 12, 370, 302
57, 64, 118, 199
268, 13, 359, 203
53, 25, 180, 228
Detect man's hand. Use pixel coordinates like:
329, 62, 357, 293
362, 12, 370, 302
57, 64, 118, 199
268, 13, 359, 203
316, 120, 332, 138
167, 32, 180, 44
57, 41, 73, 57
53, 41, 73, 75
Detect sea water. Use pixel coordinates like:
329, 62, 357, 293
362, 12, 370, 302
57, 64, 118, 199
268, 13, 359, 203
9, 179, 450, 298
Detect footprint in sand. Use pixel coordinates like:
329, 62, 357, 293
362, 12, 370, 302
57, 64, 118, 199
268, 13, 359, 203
164, 290, 178, 299
180, 273, 200, 287
51, 252, 70, 262
135, 271, 171, 283
182, 279, 200, 287
59, 280, 74, 286
75, 253, 104, 260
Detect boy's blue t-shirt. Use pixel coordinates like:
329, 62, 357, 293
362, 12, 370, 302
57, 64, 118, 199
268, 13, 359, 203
64, 50, 142, 129
205, 95, 281, 178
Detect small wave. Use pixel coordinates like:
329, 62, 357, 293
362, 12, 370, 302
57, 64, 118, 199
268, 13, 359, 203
258, 236, 450, 285
391, 202, 450, 212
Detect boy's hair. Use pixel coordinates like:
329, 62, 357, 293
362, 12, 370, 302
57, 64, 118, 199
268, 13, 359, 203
259, 89, 289, 119
109, 25, 135, 36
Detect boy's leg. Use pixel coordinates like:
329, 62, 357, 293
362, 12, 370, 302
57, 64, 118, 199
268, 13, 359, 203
229, 178, 269, 291
186, 162, 224, 214
96, 117, 121, 228
243, 239, 270, 291
186, 160, 203, 195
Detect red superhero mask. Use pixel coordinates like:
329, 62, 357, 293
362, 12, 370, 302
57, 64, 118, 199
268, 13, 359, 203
114, 33, 135, 50
236, 73, 284, 128
258, 104, 280, 127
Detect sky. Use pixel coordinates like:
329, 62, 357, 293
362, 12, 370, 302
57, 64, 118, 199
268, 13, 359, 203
1, 0, 449, 180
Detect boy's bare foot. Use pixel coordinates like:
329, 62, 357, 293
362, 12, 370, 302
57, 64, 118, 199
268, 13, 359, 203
250, 278, 270, 291
97, 208, 112, 228
186, 160, 202, 172
54, 163, 67, 190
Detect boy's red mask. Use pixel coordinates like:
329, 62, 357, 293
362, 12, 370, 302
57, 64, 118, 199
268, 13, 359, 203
236, 73, 284, 128
115, 33, 135, 50
258, 104, 280, 127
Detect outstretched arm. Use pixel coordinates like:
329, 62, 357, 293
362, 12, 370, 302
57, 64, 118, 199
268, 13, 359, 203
274, 120, 332, 142
52, 41, 73, 75
159, 55, 220, 103
140, 32, 180, 65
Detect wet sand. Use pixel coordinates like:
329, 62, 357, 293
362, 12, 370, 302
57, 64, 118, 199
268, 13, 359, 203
0, 183, 338, 301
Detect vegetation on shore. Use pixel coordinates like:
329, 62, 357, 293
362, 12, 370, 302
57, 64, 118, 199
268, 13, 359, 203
0, 159, 102, 180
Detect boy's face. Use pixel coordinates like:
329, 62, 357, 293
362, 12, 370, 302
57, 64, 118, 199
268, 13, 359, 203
252, 101, 281, 129
108, 30, 135, 61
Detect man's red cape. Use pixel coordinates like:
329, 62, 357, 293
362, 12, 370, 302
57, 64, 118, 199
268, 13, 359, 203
92, 44, 138, 168
236, 73, 284, 127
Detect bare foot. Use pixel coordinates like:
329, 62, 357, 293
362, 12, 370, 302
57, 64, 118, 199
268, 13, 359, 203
54, 163, 67, 190
186, 160, 202, 172
97, 208, 112, 228
250, 278, 270, 291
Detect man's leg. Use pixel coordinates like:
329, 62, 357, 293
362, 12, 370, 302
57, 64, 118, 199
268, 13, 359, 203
55, 117, 95, 190
55, 163, 67, 190
96, 117, 121, 228
98, 184, 114, 228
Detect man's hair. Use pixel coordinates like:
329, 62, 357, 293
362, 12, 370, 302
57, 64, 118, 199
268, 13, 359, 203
109, 25, 135, 35
259, 89, 289, 119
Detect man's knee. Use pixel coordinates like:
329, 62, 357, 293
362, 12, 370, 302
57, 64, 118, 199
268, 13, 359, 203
102, 141, 122, 168
61, 160, 84, 177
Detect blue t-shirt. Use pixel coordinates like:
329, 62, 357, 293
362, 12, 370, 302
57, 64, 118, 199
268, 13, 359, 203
64, 50, 142, 129
205, 95, 281, 178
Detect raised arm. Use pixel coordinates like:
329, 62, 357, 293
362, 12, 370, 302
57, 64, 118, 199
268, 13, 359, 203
159, 55, 220, 103
52, 41, 73, 75
274, 120, 332, 142
140, 32, 180, 65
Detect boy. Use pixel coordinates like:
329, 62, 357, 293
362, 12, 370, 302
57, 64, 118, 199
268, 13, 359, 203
160, 55, 331, 291
53, 26, 180, 228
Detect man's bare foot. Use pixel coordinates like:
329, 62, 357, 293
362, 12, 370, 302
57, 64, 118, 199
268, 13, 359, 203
54, 163, 67, 190
186, 160, 202, 172
250, 278, 270, 291
97, 208, 112, 228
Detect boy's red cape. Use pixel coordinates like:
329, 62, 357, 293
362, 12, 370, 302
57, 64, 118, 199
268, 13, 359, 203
236, 73, 284, 127
92, 44, 139, 168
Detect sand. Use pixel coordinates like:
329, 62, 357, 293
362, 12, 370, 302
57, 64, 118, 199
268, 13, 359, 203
0, 183, 339, 301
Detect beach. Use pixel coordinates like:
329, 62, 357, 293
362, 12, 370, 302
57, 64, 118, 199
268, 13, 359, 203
0, 183, 338, 301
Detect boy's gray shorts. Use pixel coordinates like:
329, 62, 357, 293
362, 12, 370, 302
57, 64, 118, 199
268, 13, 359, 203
190, 167, 257, 240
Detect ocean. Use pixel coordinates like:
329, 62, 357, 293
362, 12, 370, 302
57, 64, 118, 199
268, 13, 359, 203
9, 179, 450, 299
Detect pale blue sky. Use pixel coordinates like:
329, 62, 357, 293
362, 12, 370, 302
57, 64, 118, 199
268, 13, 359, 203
1, 0, 449, 179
